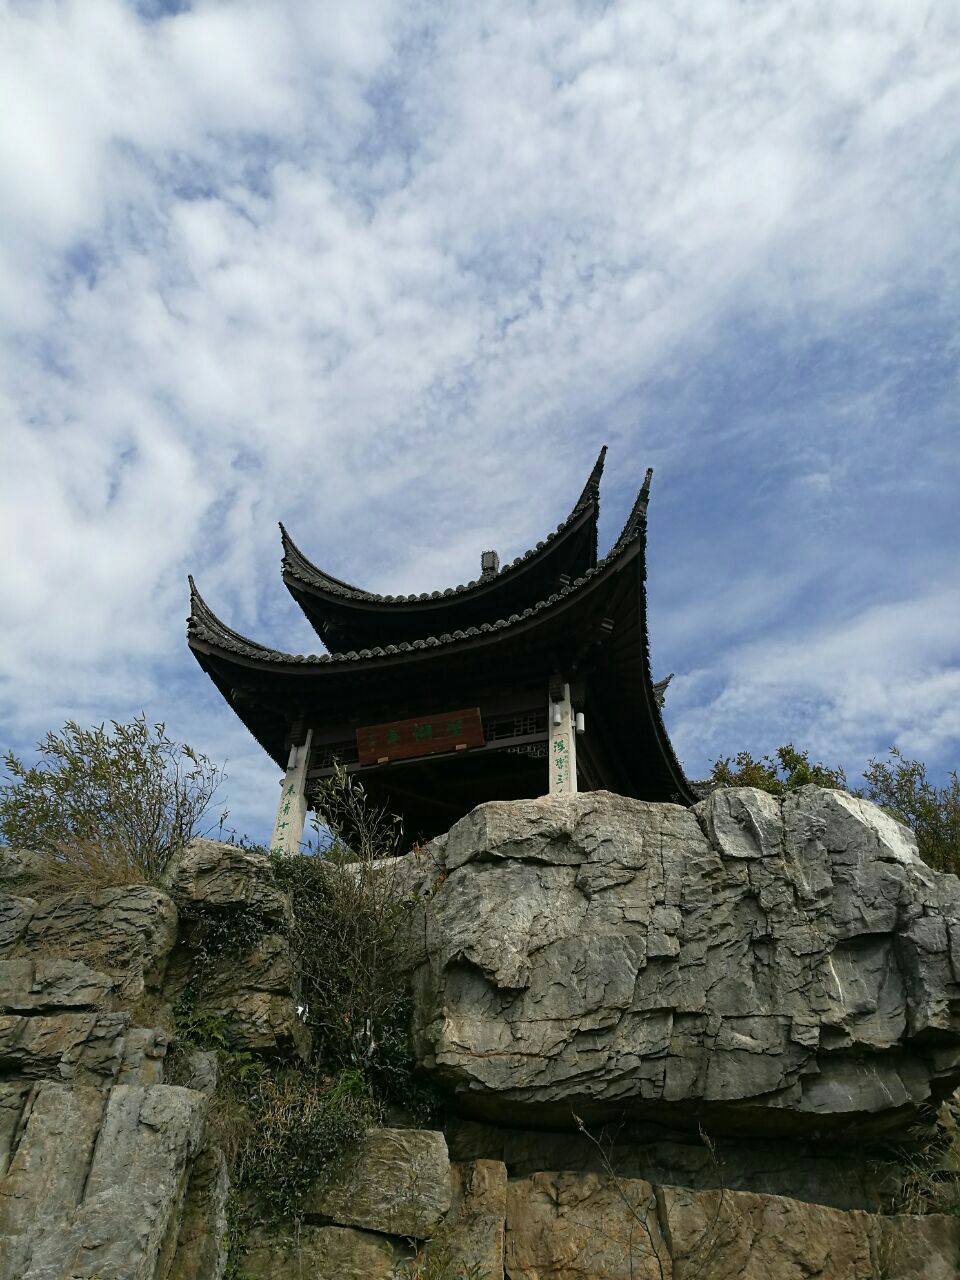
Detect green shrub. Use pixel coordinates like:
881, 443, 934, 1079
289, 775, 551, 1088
709, 743, 847, 795
863, 748, 960, 875
173, 766, 443, 1240
228, 1063, 373, 1220
269, 764, 443, 1122
0, 714, 225, 888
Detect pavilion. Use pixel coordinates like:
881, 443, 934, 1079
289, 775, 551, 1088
187, 447, 695, 850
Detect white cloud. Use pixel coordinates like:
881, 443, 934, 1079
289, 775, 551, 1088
668, 587, 960, 780
1, 0, 958, 835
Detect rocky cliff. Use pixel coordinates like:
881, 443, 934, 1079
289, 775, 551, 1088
2, 787, 960, 1279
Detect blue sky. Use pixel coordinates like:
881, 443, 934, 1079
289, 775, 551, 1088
1, 1, 958, 844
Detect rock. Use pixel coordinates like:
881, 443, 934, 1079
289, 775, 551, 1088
0, 1083, 105, 1242
506, 1170, 669, 1279
242, 1223, 405, 1279
116, 1024, 170, 1086
167, 1047, 219, 1095
6, 1082, 206, 1280
876, 1212, 960, 1280
190, 932, 309, 1057
0, 893, 36, 953
505, 1171, 960, 1279
170, 838, 291, 927
304, 1126, 452, 1238
0, 850, 49, 892
164, 839, 308, 1056
412, 788, 960, 1138
0, 957, 117, 1012
0, 1082, 32, 1175
0, 1011, 131, 1085
162, 929, 309, 1058
438, 1159, 507, 1278
659, 1181, 960, 1280
168, 1143, 229, 1280
24, 884, 178, 1000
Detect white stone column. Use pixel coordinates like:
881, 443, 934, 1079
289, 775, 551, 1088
548, 683, 577, 795
270, 729, 313, 855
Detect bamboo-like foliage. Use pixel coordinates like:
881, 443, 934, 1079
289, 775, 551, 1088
863, 747, 960, 876
0, 714, 225, 888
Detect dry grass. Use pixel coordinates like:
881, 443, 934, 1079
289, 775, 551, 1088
7, 839, 151, 897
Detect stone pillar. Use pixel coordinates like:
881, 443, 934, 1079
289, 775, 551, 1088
548, 683, 577, 795
270, 729, 313, 855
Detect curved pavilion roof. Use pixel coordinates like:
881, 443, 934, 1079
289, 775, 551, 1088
281, 446, 609, 652
187, 462, 694, 808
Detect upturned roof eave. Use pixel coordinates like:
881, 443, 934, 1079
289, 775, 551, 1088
188, 527, 644, 679
279, 446, 607, 617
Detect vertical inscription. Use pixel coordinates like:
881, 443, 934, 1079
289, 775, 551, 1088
548, 682, 577, 795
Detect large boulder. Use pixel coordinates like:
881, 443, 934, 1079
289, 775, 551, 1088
242, 1224, 404, 1280
163, 838, 309, 1058
167, 839, 291, 927
1, 883, 177, 1001
304, 1126, 452, 1238
0, 1081, 207, 1280
412, 787, 960, 1138
505, 1170, 960, 1279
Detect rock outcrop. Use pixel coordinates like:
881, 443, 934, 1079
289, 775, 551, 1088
0, 838, 304, 1280
4, 789, 960, 1279
304, 1126, 452, 1237
505, 1170, 960, 1279
413, 787, 960, 1138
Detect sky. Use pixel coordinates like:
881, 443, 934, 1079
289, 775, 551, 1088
1, 0, 958, 844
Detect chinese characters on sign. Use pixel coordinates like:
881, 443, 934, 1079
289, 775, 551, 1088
548, 682, 577, 795
356, 708, 484, 765
552, 736, 569, 792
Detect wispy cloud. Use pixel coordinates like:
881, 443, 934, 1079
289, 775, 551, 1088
1, 1, 958, 839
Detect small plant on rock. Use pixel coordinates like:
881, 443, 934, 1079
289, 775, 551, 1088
709, 743, 847, 795
0, 714, 225, 889
863, 748, 960, 875
269, 764, 442, 1123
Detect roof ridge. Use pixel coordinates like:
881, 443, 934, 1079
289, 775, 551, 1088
280, 447, 605, 606
189, 524, 647, 667
187, 576, 280, 659
280, 523, 365, 595
572, 444, 607, 515
613, 466, 653, 548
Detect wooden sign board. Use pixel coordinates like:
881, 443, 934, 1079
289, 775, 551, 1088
357, 707, 484, 766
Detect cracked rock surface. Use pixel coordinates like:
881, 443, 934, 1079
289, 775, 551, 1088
412, 787, 960, 1137
0, 837, 305, 1280
505, 1170, 960, 1280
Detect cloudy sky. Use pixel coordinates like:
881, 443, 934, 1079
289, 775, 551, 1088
1, 0, 958, 842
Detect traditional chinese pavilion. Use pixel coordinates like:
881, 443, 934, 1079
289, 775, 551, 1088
187, 448, 695, 851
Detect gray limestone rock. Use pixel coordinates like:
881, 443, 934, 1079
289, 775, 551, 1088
505, 1170, 960, 1280
0, 1010, 131, 1085
5, 1082, 206, 1280
412, 788, 960, 1138
168, 1143, 229, 1280
164, 838, 308, 1056
162, 925, 309, 1058
242, 1224, 406, 1279
169, 838, 291, 927
439, 1159, 507, 1278
0, 892, 36, 953
191, 932, 309, 1057
304, 1126, 452, 1238
24, 884, 178, 1000
0, 957, 117, 1012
